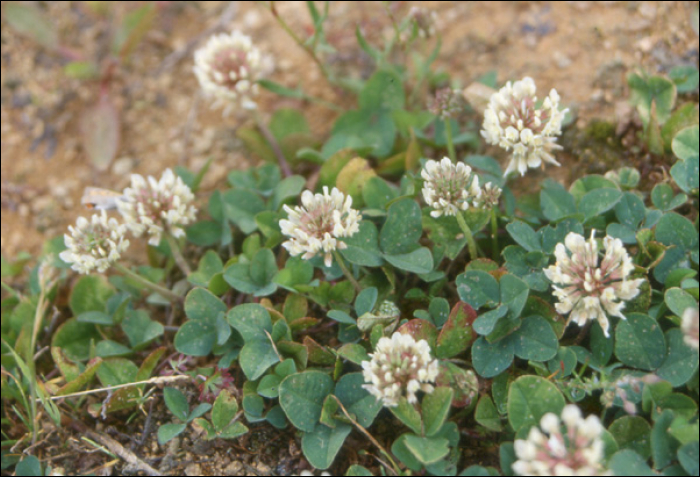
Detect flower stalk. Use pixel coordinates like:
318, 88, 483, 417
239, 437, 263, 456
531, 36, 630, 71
456, 211, 478, 259
333, 250, 361, 293
115, 264, 182, 303
165, 234, 192, 277
444, 118, 457, 163
491, 208, 500, 261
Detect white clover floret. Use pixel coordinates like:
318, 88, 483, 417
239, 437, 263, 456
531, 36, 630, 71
421, 157, 481, 218
280, 187, 361, 268
361, 332, 439, 408
481, 77, 568, 176
117, 169, 197, 246
544, 231, 645, 337
476, 182, 502, 209
60, 210, 129, 275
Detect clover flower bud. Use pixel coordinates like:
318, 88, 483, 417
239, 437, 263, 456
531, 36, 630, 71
378, 300, 401, 319
429, 87, 464, 120
405, 6, 438, 39
476, 182, 503, 209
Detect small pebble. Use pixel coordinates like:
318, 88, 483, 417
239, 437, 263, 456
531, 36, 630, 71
223, 461, 244, 475
112, 157, 134, 176
554, 51, 573, 69
184, 463, 202, 476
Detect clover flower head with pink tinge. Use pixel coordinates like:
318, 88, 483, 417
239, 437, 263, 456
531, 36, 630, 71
513, 405, 611, 476
361, 332, 439, 408
194, 30, 272, 114
481, 77, 568, 177
544, 231, 644, 337
117, 169, 197, 246
280, 187, 361, 268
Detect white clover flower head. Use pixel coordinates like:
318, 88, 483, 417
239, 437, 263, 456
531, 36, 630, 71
193, 30, 272, 114
481, 77, 568, 177
476, 182, 503, 209
421, 157, 482, 218
544, 231, 644, 337
429, 87, 464, 120
117, 169, 197, 246
361, 332, 439, 408
59, 210, 129, 275
513, 405, 611, 476
280, 187, 361, 268
681, 308, 699, 351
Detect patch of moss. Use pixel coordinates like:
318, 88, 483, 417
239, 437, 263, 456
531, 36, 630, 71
560, 120, 627, 175
585, 120, 617, 142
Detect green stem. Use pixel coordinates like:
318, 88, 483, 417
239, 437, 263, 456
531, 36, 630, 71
115, 264, 182, 303
333, 251, 361, 293
456, 212, 478, 260
444, 118, 457, 161
26, 273, 53, 444
299, 92, 343, 112
166, 234, 192, 276
254, 110, 292, 178
491, 208, 500, 261
268, 2, 335, 86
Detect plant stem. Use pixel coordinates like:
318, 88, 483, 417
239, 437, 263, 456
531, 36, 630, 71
26, 270, 53, 444
333, 251, 361, 293
299, 92, 343, 112
43, 376, 189, 401
254, 110, 293, 178
456, 212, 478, 260
444, 118, 457, 161
333, 396, 400, 476
115, 264, 183, 303
491, 208, 500, 261
166, 234, 192, 276
268, 2, 335, 86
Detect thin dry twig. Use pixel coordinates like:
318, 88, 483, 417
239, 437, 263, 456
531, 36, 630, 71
178, 92, 202, 166
155, 2, 238, 76
72, 422, 162, 477
42, 375, 189, 401
332, 396, 399, 476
